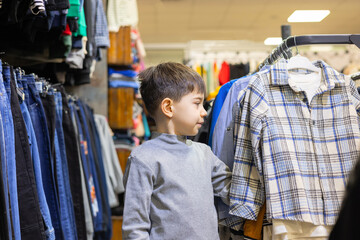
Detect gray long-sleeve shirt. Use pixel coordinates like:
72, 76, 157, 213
122, 132, 232, 240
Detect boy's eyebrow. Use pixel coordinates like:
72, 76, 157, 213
193, 97, 204, 101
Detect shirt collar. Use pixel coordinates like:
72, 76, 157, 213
269, 58, 346, 90
151, 132, 188, 144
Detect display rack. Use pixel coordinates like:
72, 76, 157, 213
258, 34, 360, 70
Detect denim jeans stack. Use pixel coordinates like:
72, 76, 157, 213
0, 62, 123, 240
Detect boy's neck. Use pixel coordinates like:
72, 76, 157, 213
154, 115, 178, 135
155, 124, 177, 135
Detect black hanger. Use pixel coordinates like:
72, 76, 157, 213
351, 72, 360, 81
257, 34, 360, 72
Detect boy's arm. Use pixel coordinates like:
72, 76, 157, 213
210, 149, 232, 205
122, 155, 153, 240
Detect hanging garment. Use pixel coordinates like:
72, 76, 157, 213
208, 79, 237, 148
207, 62, 215, 95
230, 58, 360, 226
94, 0, 110, 48
94, 114, 125, 207
210, 72, 262, 234
0, 63, 14, 240
67, 0, 80, 18
229, 63, 250, 80
199, 64, 208, 94
206, 86, 221, 102
76, 100, 104, 233
56, 86, 87, 240
212, 66, 270, 170
0, 59, 116, 239
40, 94, 57, 169
25, 77, 63, 240
191, 100, 213, 144
0, 137, 9, 240
69, 99, 95, 240
213, 62, 220, 88
211, 77, 247, 165
267, 219, 333, 240
194, 64, 202, 77
39, 90, 63, 238
16, 76, 55, 240
8, 67, 46, 240
66, 48, 86, 69
107, 0, 138, 32
243, 203, 266, 240
74, 6, 87, 37
82, 103, 112, 238
218, 61, 230, 85
50, 90, 78, 240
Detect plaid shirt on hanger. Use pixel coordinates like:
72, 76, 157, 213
229, 58, 360, 226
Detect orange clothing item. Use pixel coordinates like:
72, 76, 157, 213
243, 202, 266, 240
206, 86, 221, 101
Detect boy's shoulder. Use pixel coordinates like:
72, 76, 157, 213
129, 138, 166, 163
130, 138, 214, 163
189, 140, 213, 152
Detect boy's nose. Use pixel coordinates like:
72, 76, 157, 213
200, 107, 207, 117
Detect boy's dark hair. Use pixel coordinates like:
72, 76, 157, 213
139, 62, 206, 117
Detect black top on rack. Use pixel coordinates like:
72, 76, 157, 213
258, 34, 360, 71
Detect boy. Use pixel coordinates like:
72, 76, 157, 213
122, 62, 232, 240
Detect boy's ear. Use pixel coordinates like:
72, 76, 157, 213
161, 98, 174, 118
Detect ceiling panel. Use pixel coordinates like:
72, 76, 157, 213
137, 0, 360, 44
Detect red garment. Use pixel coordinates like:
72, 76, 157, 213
218, 61, 230, 85
62, 24, 72, 36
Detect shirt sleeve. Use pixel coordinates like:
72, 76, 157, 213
348, 76, 360, 119
210, 147, 232, 205
229, 75, 268, 221
213, 86, 237, 168
209, 84, 231, 153
122, 155, 153, 240
233, 88, 247, 145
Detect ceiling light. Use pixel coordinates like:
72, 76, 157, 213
288, 10, 330, 22
264, 37, 283, 46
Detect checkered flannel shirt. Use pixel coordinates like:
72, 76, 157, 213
229, 58, 360, 226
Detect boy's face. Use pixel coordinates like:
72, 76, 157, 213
171, 91, 207, 136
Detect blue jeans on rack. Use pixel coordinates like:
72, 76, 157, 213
84, 104, 112, 239
19, 75, 56, 240
69, 100, 95, 240
25, 75, 63, 240
0, 118, 9, 239
0, 72, 12, 240
76, 100, 103, 232
6, 65, 45, 240
55, 86, 87, 240
1, 64, 21, 240
17, 78, 55, 240
51, 90, 78, 240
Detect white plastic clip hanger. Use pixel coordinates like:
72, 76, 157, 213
287, 36, 321, 73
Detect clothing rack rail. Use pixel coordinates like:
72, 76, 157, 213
258, 34, 360, 71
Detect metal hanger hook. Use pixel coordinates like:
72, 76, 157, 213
281, 43, 288, 59
294, 36, 299, 55
270, 50, 275, 64
279, 44, 284, 59
284, 39, 289, 59
280, 39, 289, 59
